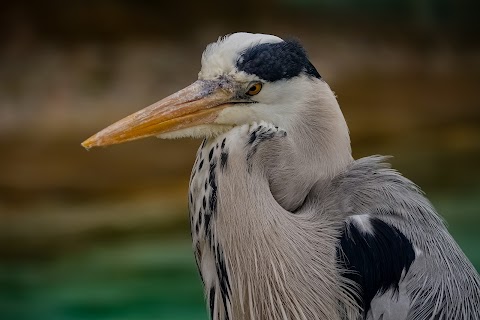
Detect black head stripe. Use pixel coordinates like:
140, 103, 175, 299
236, 40, 321, 82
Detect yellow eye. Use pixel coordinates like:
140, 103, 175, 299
246, 82, 262, 96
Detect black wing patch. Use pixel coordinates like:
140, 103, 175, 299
337, 217, 416, 316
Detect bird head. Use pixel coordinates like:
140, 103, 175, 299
81, 32, 332, 148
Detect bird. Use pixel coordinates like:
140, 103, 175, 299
82, 33, 480, 320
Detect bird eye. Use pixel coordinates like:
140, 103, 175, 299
246, 82, 262, 96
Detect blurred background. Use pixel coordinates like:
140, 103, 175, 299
1, 1, 479, 319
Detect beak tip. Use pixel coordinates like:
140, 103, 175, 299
81, 136, 97, 150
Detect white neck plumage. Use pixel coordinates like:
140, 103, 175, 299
265, 79, 353, 211
190, 77, 356, 320
209, 88, 357, 317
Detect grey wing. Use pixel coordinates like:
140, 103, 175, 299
337, 215, 480, 320
334, 156, 480, 320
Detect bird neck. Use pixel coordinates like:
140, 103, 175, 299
267, 80, 353, 211
201, 130, 355, 319
189, 101, 356, 319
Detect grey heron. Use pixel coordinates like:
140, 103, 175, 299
82, 33, 480, 320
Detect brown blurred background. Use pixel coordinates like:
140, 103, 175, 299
1, 1, 479, 319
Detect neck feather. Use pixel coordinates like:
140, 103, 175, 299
213, 153, 356, 320
189, 79, 357, 320
267, 80, 353, 211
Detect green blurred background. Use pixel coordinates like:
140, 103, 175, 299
1, 1, 479, 319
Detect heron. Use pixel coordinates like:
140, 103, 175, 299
82, 33, 480, 320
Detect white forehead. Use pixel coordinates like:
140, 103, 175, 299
199, 33, 283, 80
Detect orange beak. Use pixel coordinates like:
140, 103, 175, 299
81, 80, 237, 149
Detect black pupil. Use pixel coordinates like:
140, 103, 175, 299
250, 85, 256, 92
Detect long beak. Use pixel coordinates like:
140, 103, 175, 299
81, 80, 236, 149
